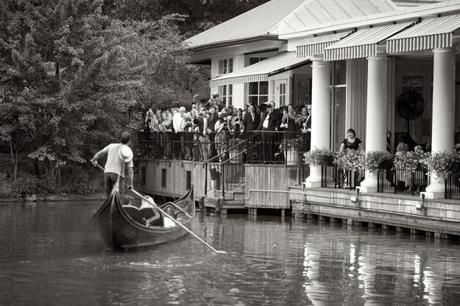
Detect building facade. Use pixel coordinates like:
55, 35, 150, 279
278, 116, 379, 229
185, 0, 460, 199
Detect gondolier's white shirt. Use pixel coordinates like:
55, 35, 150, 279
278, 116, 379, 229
102, 144, 134, 177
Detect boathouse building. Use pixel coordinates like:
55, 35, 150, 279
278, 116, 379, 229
138, 0, 460, 238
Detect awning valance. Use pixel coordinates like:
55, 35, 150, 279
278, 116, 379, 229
296, 31, 352, 58
387, 14, 460, 54
209, 52, 311, 87
323, 22, 414, 61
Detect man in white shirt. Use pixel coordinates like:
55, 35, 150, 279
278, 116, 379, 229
90, 132, 134, 197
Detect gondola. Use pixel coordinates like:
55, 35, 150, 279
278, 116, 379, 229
93, 187, 195, 250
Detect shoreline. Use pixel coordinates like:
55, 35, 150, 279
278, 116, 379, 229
0, 193, 106, 203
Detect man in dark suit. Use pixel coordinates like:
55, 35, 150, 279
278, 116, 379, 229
260, 102, 281, 162
301, 104, 312, 152
242, 104, 259, 132
207, 106, 218, 159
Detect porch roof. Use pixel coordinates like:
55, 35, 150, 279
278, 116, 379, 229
386, 14, 460, 53
323, 21, 414, 61
209, 52, 311, 88
296, 31, 352, 58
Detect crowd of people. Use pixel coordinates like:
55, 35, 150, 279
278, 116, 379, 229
142, 95, 313, 162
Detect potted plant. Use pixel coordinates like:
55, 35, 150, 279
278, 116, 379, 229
366, 151, 393, 174
228, 137, 243, 163
281, 136, 304, 165
304, 147, 334, 166
394, 146, 427, 172
422, 151, 459, 177
334, 150, 366, 171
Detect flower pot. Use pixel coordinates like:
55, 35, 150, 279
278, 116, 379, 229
229, 148, 243, 163
317, 155, 334, 166
378, 159, 393, 170
285, 148, 300, 165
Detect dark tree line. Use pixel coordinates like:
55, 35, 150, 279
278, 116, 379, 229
102, 0, 271, 35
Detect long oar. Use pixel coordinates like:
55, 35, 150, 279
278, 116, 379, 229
94, 163, 226, 254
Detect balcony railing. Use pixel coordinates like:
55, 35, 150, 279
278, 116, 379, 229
135, 130, 455, 199
319, 164, 363, 190
377, 168, 428, 196
445, 171, 460, 199
136, 130, 309, 165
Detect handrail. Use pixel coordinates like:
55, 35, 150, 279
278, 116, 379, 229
202, 132, 258, 164
201, 133, 257, 202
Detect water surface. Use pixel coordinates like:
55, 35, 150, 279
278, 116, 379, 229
1, 201, 460, 305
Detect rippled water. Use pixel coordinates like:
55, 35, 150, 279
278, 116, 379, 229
1, 201, 460, 305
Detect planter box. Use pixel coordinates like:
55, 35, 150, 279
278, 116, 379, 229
285, 149, 300, 165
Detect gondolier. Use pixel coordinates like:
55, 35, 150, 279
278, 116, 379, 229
90, 131, 134, 197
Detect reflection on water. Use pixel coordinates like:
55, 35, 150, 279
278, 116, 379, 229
1, 201, 460, 305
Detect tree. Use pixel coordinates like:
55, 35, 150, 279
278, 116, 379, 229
0, 0, 203, 188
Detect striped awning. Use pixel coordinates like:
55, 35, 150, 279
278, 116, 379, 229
323, 22, 414, 61
296, 31, 352, 58
387, 14, 460, 54
209, 52, 311, 87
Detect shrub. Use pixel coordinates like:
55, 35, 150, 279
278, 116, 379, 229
422, 151, 460, 177
366, 151, 393, 174
304, 147, 334, 166
394, 146, 428, 172
334, 150, 365, 171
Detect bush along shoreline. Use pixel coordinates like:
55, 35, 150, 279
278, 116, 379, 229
0, 167, 105, 201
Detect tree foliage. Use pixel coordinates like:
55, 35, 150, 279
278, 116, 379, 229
0, 0, 207, 185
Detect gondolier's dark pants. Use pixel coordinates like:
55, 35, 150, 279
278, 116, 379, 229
104, 172, 124, 198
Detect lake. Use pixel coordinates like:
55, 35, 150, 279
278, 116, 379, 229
1, 200, 460, 305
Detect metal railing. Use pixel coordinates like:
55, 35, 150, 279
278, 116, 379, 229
445, 170, 460, 199
202, 134, 256, 204
377, 168, 428, 196
136, 130, 309, 165
317, 164, 363, 190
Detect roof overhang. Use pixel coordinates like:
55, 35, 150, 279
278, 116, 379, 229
279, 2, 460, 40
209, 52, 311, 87
184, 35, 281, 52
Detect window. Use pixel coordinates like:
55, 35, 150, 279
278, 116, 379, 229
279, 83, 286, 106
249, 57, 267, 65
331, 61, 347, 150
218, 58, 233, 74
219, 84, 233, 106
248, 81, 269, 105
161, 168, 167, 188
185, 171, 192, 190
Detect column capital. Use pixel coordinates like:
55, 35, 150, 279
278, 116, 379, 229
367, 53, 388, 62
433, 47, 455, 54
311, 57, 330, 68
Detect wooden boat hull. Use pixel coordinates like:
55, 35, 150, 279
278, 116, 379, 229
93, 188, 195, 250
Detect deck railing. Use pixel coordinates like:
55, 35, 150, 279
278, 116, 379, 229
319, 164, 362, 190
136, 130, 456, 199
376, 168, 428, 196
445, 170, 460, 199
136, 130, 308, 165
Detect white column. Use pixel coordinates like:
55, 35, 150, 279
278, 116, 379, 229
423, 48, 456, 199
359, 54, 388, 193
305, 57, 331, 187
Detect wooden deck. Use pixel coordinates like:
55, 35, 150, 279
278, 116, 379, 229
138, 159, 460, 238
